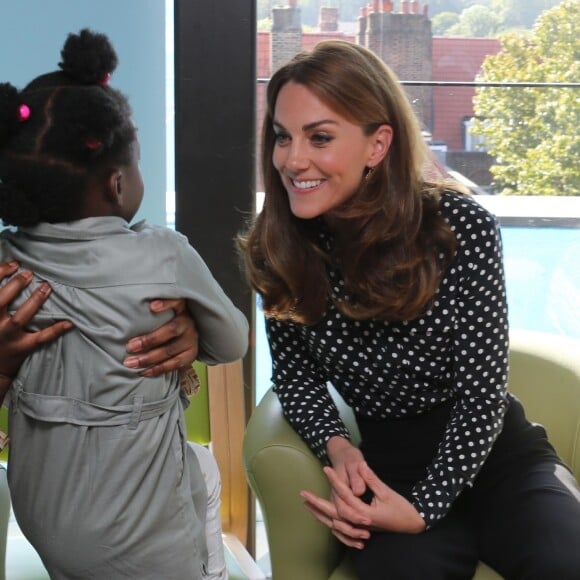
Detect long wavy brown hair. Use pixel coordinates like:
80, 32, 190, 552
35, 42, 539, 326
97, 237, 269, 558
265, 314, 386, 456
238, 40, 464, 325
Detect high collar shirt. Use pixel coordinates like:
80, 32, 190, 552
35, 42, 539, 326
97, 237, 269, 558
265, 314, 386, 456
266, 192, 509, 528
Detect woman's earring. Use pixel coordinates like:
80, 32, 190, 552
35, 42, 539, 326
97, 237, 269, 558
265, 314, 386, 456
364, 166, 375, 181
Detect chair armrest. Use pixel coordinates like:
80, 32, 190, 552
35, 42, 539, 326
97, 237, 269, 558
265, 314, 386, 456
244, 390, 344, 580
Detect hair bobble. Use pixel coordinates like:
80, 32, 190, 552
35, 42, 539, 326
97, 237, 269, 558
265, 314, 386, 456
85, 138, 102, 150
18, 104, 31, 122
98, 72, 111, 87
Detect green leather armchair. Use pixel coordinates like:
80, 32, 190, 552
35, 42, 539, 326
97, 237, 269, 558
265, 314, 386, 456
244, 330, 580, 580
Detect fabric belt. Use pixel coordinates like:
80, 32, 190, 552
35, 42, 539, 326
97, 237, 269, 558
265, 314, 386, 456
11, 385, 180, 430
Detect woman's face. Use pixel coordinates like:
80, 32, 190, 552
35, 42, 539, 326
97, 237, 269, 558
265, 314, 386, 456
272, 81, 391, 221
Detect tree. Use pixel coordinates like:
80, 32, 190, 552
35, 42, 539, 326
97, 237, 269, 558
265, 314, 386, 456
429, 0, 468, 17
491, 0, 562, 29
447, 5, 502, 36
472, 0, 579, 195
432, 12, 461, 35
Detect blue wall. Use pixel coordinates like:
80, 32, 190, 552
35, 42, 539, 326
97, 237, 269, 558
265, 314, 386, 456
0, 0, 168, 226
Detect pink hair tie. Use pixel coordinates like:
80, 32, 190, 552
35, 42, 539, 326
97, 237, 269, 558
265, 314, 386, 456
85, 138, 102, 150
98, 72, 111, 87
18, 104, 31, 122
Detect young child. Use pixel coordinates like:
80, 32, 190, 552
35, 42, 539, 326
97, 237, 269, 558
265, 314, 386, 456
0, 29, 248, 579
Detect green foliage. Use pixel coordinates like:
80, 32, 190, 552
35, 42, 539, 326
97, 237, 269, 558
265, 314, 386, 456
257, 17, 273, 32
429, 0, 468, 16
491, 0, 562, 28
432, 12, 461, 34
446, 4, 502, 36
472, 0, 579, 195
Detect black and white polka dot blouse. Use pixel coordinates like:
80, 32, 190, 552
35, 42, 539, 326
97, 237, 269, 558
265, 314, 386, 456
266, 191, 510, 527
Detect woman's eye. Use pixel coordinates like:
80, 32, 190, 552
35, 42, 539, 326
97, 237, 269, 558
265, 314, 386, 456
274, 132, 290, 146
310, 133, 333, 146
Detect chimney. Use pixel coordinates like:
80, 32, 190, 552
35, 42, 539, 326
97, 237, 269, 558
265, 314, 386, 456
357, 6, 368, 45
271, 3, 302, 72
319, 6, 339, 32
360, 0, 433, 132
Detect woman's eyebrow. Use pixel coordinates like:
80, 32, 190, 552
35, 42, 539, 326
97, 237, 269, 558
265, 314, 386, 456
302, 119, 338, 131
272, 119, 339, 132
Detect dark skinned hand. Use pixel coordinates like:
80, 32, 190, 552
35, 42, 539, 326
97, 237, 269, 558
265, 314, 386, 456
123, 298, 199, 377
0, 262, 74, 405
0, 262, 74, 380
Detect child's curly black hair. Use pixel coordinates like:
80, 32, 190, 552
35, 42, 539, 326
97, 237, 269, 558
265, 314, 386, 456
0, 29, 137, 227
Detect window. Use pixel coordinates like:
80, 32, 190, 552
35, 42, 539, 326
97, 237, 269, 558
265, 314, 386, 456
462, 117, 487, 152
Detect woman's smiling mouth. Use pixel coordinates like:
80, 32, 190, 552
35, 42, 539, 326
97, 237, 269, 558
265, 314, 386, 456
291, 179, 324, 191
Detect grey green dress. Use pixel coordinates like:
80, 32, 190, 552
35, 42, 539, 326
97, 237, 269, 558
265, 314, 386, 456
0, 217, 249, 579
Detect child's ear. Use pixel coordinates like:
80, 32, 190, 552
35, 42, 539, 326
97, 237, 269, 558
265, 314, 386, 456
106, 170, 123, 206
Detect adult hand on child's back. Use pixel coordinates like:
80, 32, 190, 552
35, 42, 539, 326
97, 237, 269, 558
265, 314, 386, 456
0, 261, 73, 380
124, 298, 199, 377
0, 261, 198, 381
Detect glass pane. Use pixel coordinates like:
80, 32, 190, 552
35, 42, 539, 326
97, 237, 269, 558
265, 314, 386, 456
255, 0, 580, 404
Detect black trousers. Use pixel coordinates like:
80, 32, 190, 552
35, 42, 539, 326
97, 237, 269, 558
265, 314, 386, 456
352, 396, 580, 579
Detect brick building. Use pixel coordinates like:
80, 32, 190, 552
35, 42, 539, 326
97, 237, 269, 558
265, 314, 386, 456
257, 1, 502, 189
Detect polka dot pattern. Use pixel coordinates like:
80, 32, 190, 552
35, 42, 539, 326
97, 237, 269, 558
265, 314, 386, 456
266, 192, 509, 527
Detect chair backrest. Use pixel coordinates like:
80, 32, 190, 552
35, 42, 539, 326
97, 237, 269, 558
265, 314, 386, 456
507, 330, 580, 477
183, 361, 212, 445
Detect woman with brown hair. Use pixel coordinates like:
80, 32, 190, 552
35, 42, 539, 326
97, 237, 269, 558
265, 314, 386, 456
239, 40, 580, 578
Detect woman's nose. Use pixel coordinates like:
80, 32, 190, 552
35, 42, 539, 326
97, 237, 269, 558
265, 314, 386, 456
286, 141, 309, 172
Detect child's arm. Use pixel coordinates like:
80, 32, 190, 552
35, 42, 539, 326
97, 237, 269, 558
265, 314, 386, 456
174, 242, 249, 365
